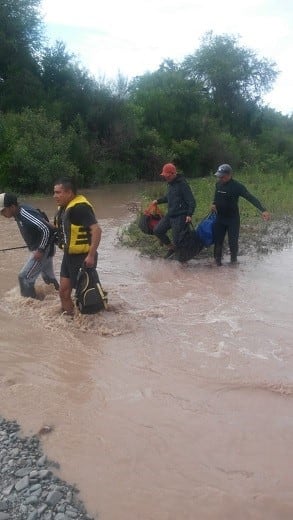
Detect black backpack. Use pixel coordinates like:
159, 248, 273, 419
75, 267, 108, 314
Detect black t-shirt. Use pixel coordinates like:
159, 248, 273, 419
68, 203, 97, 227
213, 179, 265, 218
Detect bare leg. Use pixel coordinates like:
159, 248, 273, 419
59, 276, 74, 315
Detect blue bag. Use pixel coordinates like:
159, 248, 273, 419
196, 213, 217, 247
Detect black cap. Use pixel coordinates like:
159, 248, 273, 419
0, 193, 18, 212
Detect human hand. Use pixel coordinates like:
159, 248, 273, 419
152, 200, 158, 205
211, 204, 217, 213
262, 211, 270, 221
84, 253, 95, 268
34, 250, 44, 261
185, 216, 192, 223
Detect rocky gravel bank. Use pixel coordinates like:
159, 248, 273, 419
0, 416, 96, 520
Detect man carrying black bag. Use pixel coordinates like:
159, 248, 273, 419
53, 177, 103, 315
75, 265, 108, 314
152, 163, 196, 259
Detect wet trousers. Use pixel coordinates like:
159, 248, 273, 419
18, 246, 58, 298
213, 216, 240, 262
153, 215, 187, 248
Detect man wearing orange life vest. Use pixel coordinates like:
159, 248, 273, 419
53, 177, 102, 315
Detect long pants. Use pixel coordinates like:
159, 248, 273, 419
213, 216, 240, 262
153, 215, 187, 248
18, 246, 57, 298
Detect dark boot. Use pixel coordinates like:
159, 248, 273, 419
52, 279, 60, 290
19, 280, 36, 298
164, 246, 176, 259
42, 274, 60, 290
214, 244, 222, 266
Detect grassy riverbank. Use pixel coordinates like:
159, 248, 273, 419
119, 169, 293, 258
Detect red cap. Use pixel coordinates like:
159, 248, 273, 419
160, 163, 177, 176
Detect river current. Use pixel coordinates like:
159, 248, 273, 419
0, 184, 292, 520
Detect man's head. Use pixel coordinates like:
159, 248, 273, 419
0, 193, 18, 218
53, 177, 77, 207
160, 163, 177, 182
214, 163, 232, 183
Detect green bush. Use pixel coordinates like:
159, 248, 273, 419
0, 108, 79, 193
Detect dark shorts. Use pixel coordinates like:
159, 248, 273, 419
60, 253, 97, 289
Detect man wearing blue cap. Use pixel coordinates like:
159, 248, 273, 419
211, 164, 270, 266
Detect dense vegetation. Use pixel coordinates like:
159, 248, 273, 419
0, 0, 292, 193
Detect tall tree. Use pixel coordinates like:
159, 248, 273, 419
0, 0, 44, 110
129, 68, 205, 143
41, 41, 97, 127
182, 32, 278, 133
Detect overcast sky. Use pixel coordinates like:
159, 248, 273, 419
40, 0, 292, 115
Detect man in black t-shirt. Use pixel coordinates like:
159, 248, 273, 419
211, 164, 270, 266
53, 178, 102, 315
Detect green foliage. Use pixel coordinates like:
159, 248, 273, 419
129, 69, 206, 143
239, 168, 293, 216
182, 32, 278, 123
0, 108, 79, 192
0, 0, 292, 192
172, 139, 200, 176
41, 42, 99, 128
92, 159, 137, 184
0, 0, 44, 111
118, 221, 164, 257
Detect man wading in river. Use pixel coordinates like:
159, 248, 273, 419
0, 192, 59, 298
211, 164, 270, 266
53, 177, 102, 315
152, 163, 196, 259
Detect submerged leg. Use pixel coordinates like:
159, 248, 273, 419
18, 254, 41, 298
41, 252, 59, 290
59, 276, 74, 315
18, 277, 36, 298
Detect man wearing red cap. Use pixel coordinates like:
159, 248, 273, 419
153, 163, 196, 258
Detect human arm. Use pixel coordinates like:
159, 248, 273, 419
84, 223, 102, 267
19, 207, 51, 260
182, 182, 196, 220
35, 220, 57, 260
239, 184, 267, 213
153, 195, 168, 205
211, 186, 217, 212
70, 203, 101, 266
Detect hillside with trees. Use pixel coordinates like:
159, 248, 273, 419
1, 0, 292, 193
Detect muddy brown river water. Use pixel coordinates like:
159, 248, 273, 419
0, 184, 292, 520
